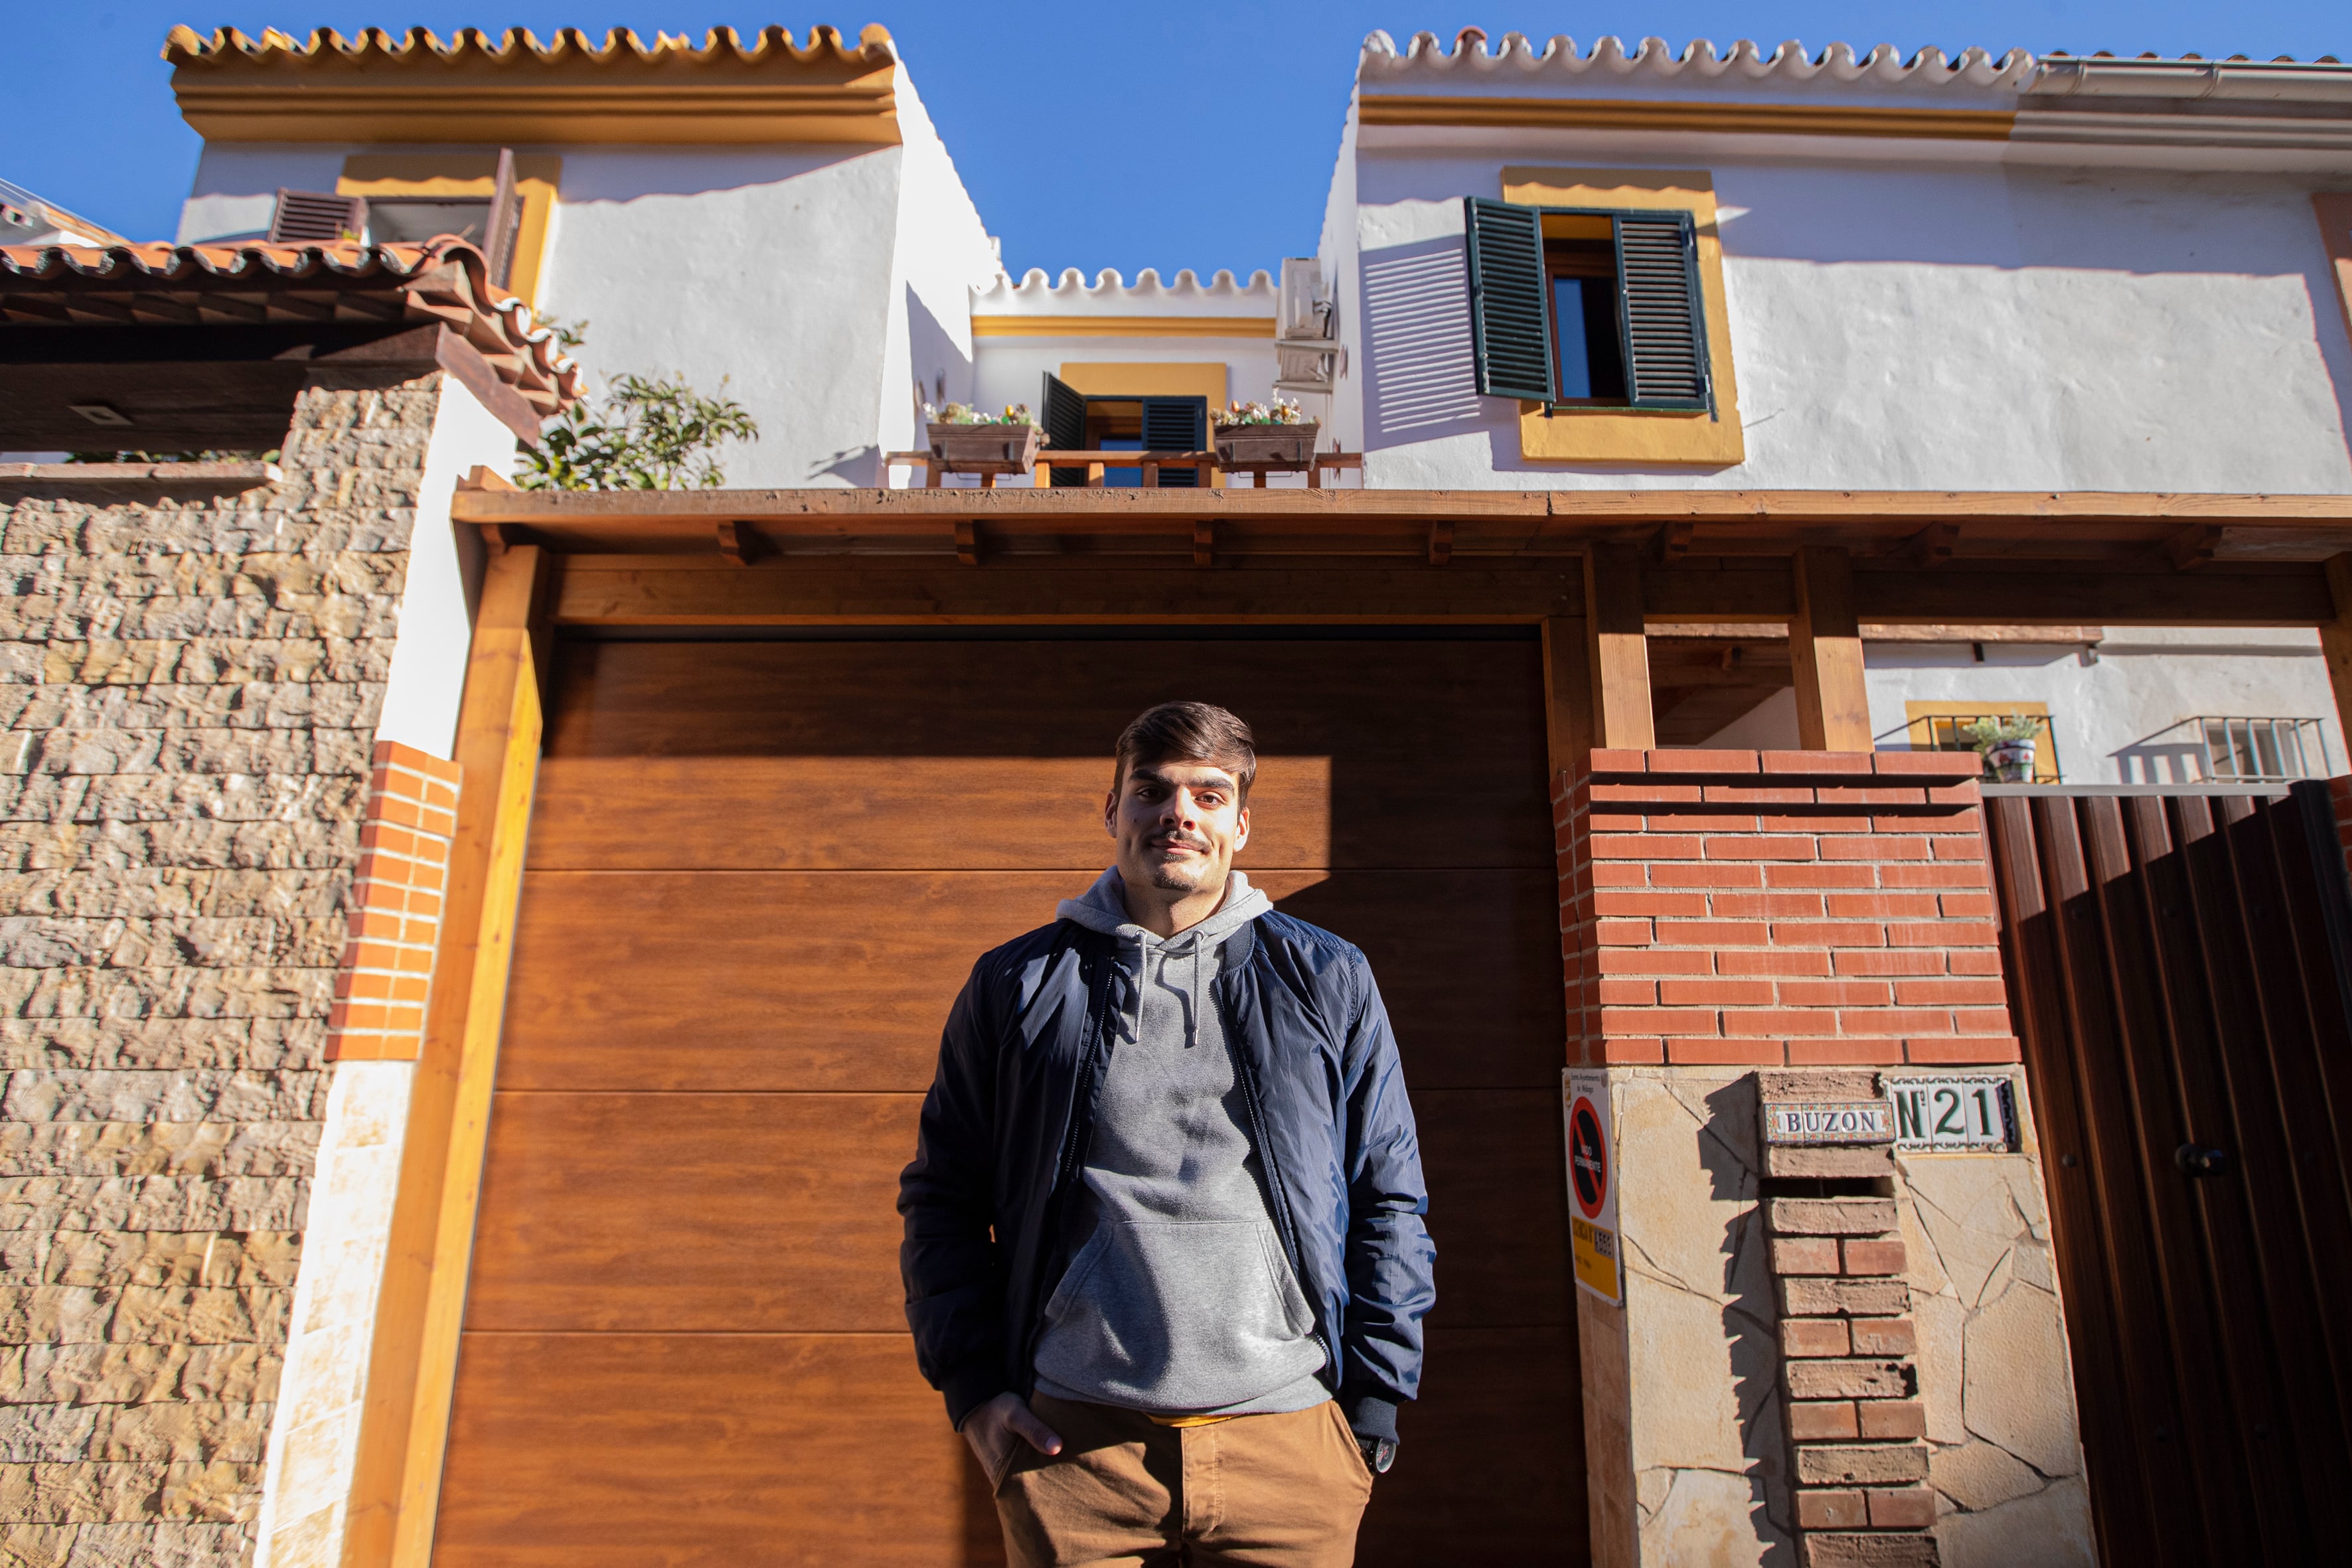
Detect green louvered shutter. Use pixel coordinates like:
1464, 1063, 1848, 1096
1140, 396, 1208, 487
1613, 212, 1711, 411
1463, 196, 1553, 400
1042, 372, 1087, 487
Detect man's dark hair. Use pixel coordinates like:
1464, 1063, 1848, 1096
1111, 701, 1258, 805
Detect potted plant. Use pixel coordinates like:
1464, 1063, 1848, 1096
1964, 714, 2042, 783
925, 402, 1044, 469
1213, 397, 1320, 467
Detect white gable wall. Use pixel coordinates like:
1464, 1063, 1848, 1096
1336, 149, 2352, 492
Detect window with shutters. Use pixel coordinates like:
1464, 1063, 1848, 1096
1467, 169, 1745, 466
1466, 198, 1709, 413
332, 152, 562, 307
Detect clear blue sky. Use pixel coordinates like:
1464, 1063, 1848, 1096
8, 3, 2345, 279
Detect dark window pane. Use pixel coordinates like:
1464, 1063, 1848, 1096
1552, 277, 1593, 400
1581, 275, 1627, 402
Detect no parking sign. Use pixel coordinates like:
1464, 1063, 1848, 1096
1563, 1069, 1621, 1305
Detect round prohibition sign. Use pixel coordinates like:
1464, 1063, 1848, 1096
1568, 1095, 1609, 1219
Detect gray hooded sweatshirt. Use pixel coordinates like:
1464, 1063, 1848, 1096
1030, 868, 1330, 1416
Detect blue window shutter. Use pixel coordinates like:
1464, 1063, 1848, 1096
1463, 196, 1554, 400
1042, 372, 1087, 487
1140, 397, 1206, 487
1613, 212, 1711, 411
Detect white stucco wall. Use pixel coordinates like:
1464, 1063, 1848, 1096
1334, 152, 2352, 493
1699, 629, 2345, 785
880, 74, 1001, 471
179, 143, 352, 243
374, 379, 513, 761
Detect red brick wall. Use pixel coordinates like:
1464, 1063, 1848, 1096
325, 741, 462, 1063
1556, 749, 2019, 1068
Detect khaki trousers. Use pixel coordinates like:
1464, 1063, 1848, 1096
991, 1394, 1373, 1567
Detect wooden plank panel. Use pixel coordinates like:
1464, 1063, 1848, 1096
2123, 797, 2305, 1557
2194, 801, 2352, 1521
465, 1087, 1563, 1335
1789, 545, 1870, 751
536, 638, 1553, 872
498, 870, 1565, 1094
2040, 797, 2213, 1564
1360, 1326, 1584, 1566
465, 1092, 917, 1333
2080, 801, 2264, 1552
529, 754, 1338, 872
433, 1332, 998, 1567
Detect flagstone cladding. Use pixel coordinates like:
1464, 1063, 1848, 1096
0, 374, 442, 1561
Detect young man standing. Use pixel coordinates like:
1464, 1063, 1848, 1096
900, 701, 1435, 1567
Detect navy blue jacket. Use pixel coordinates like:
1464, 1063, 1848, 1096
898, 909, 1435, 1437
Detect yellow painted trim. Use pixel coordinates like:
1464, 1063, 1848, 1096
340, 155, 560, 309
175, 80, 899, 146
1362, 94, 2017, 141
1055, 362, 1231, 404
1903, 700, 2058, 783
1502, 168, 1745, 467
1055, 363, 1232, 487
974, 315, 1275, 339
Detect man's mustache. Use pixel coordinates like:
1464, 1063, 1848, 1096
1146, 832, 1212, 852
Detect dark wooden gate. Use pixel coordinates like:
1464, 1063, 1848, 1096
1985, 784, 2352, 1565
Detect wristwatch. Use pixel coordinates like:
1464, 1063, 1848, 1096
1357, 1434, 1397, 1476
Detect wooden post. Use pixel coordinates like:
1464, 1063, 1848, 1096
2320, 554, 2352, 771
1581, 544, 1655, 751
342, 546, 552, 1568
1541, 615, 1596, 783
1790, 545, 1874, 752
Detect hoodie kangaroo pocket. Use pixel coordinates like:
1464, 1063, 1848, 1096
1032, 1219, 1325, 1411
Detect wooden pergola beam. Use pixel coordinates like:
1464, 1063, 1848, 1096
2321, 554, 2352, 757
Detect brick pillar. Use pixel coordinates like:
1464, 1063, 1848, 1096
1559, 747, 2010, 1068
1556, 748, 2050, 1565
1762, 1071, 1934, 1567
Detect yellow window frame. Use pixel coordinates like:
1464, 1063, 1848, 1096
1903, 700, 2061, 783
1056, 362, 1231, 487
1498, 167, 1743, 467
338, 153, 560, 309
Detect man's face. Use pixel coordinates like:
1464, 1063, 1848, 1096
1105, 758, 1251, 896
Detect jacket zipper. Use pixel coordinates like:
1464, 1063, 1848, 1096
1026, 951, 1120, 1372
1215, 970, 1338, 1381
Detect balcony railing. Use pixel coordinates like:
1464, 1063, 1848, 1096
882, 449, 1364, 490
2197, 716, 2330, 782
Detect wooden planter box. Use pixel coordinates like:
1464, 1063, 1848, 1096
1214, 422, 1320, 467
927, 422, 1043, 468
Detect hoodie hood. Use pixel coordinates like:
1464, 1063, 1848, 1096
1058, 867, 1271, 951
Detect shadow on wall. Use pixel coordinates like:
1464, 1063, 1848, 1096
1359, 235, 1486, 450
1702, 1074, 1797, 1565
906, 280, 974, 421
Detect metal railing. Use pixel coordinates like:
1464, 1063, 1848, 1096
1907, 710, 2063, 783
2197, 716, 2330, 783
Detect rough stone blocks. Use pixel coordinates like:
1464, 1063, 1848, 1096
1802, 1533, 1943, 1567
0, 374, 450, 1555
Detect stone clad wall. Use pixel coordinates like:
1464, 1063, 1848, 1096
0, 375, 445, 1564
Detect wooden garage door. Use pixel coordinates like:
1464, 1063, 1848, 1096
432, 633, 1587, 1565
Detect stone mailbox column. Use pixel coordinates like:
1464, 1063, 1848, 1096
1555, 749, 2098, 1568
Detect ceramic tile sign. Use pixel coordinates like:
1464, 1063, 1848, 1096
1562, 1069, 1621, 1304
1887, 1074, 2019, 1153
1762, 1100, 1895, 1145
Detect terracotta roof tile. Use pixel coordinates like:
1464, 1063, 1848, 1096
163, 23, 894, 72
0, 238, 581, 416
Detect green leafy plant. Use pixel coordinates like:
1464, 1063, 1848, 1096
1215, 396, 1306, 428
1962, 714, 2042, 749
925, 400, 1034, 426
518, 371, 757, 491
514, 319, 758, 491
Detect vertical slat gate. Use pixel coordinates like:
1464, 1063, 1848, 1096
1987, 789, 2352, 1565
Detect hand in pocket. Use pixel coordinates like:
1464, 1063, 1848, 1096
964, 1393, 1064, 1487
